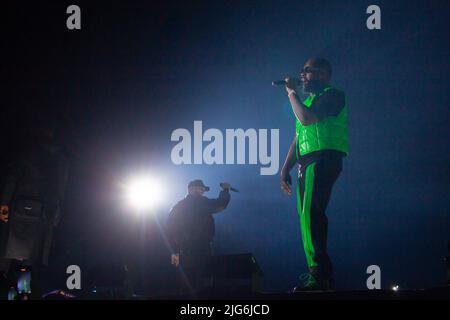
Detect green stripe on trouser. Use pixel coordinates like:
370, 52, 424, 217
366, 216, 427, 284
297, 162, 318, 268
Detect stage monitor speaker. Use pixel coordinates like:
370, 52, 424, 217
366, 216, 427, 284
204, 253, 263, 293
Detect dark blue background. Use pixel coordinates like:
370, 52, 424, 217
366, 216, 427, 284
2, 0, 449, 294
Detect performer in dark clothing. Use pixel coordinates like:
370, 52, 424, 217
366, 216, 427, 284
167, 179, 231, 293
0, 127, 70, 299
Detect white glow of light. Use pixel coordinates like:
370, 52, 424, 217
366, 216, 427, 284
126, 176, 164, 211
392, 285, 399, 291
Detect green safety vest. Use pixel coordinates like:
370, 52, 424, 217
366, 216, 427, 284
295, 85, 349, 159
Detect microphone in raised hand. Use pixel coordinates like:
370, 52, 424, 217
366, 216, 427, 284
220, 182, 240, 193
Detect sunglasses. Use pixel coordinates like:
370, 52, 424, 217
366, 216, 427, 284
300, 66, 323, 74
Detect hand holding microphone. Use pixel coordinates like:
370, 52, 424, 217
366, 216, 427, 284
272, 77, 301, 96
220, 182, 240, 192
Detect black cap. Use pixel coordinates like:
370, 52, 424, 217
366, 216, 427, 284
188, 179, 210, 191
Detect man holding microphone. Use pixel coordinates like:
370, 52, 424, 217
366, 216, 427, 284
167, 180, 232, 294
280, 57, 348, 291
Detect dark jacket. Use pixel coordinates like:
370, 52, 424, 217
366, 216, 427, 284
167, 190, 230, 252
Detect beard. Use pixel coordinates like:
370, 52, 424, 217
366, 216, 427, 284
302, 79, 326, 94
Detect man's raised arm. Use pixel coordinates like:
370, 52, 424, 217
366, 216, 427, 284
207, 187, 231, 214
285, 77, 319, 126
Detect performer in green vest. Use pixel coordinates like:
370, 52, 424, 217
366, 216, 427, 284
280, 57, 348, 291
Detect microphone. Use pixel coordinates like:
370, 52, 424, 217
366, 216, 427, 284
272, 78, 301, 87
272, 80, 287, 86
220, 183, 240, 193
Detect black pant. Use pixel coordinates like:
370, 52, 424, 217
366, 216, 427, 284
178, 240, 211, 293
297, 155, 342, 281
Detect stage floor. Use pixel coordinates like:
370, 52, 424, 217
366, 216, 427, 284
146, 287, 450, 300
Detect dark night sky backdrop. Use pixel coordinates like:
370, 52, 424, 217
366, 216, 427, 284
2, 0, 449, 294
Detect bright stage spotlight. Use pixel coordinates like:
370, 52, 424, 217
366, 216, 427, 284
125, 176, 165, 211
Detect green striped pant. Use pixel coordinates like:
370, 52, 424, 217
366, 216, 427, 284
296, 158, 342, 280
